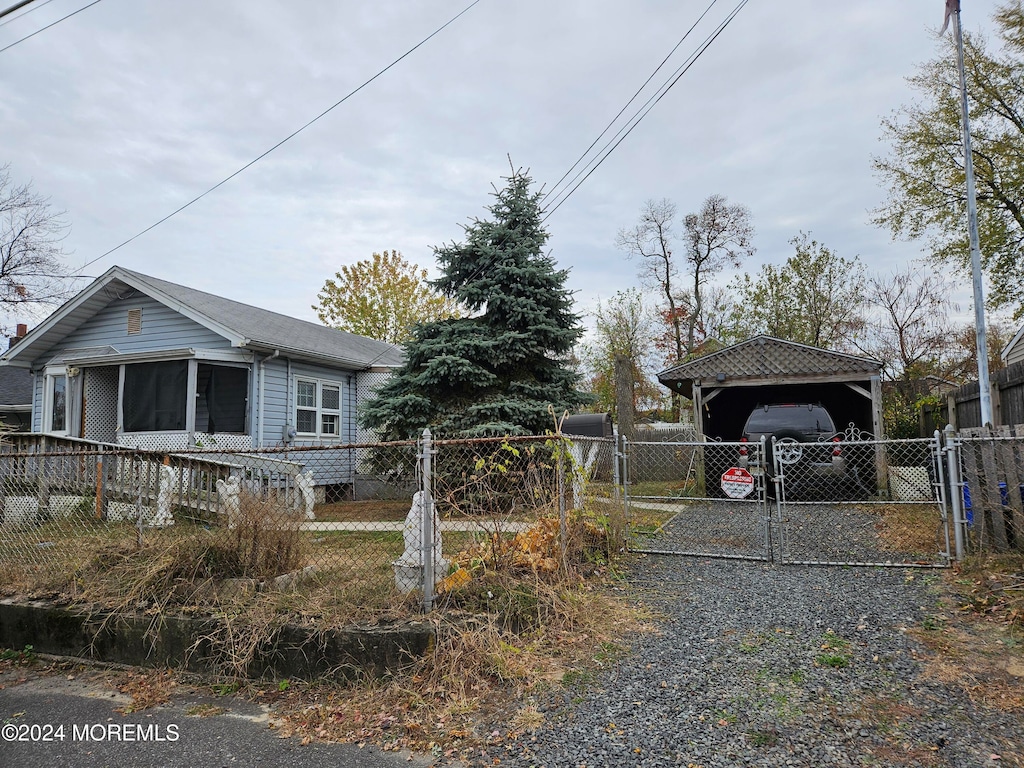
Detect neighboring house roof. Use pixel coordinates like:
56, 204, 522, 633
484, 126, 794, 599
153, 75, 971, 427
1002, 323, 1024, 363
658, 336, 881, 398
0, 366, 31, 411
0, 266, 404, 370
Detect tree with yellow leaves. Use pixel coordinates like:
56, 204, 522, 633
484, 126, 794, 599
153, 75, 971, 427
313, 250, 461, 344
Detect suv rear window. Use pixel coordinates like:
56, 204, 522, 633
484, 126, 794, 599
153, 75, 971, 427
744, 405, 836, 434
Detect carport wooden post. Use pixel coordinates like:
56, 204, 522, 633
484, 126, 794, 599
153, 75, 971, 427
693, 381, 707, 495
871, 375, 887, 496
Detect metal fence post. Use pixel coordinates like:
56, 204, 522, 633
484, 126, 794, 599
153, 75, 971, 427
621, 437, 631, 533
944, 424, 966, 561
932, 430, 953, 564
420, 428, 435, 612
612, 427, 621, 504
556, 437, 567, 566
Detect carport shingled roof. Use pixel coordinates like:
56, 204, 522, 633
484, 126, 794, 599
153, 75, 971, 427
657, 336, 881, 398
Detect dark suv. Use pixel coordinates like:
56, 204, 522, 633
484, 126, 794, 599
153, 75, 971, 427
739, 403, 858, 500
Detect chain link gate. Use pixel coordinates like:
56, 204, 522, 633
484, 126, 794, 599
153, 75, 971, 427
622, 433, 953, 568
623, 438, 772, 561
772, 432, 952, 567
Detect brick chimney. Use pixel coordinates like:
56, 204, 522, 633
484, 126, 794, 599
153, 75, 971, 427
8, 323, 27, 349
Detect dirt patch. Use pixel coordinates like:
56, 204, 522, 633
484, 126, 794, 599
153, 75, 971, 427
313, 500, 411, 522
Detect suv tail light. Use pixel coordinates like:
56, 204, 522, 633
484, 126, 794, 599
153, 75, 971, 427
739, 437, 748, 457
832, 437, 842, 457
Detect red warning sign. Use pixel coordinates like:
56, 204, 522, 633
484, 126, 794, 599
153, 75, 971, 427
721, 467, 755, 499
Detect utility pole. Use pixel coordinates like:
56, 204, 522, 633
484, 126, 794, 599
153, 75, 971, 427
947, 0, 995, 427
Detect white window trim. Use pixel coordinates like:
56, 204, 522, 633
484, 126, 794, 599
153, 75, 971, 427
42, 365, 69, 436
294, 376, 343, 440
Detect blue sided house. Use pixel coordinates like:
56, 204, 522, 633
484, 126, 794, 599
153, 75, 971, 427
0, 266, 402, 461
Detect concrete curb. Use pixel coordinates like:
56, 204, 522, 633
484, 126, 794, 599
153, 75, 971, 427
0, 599, 433, 681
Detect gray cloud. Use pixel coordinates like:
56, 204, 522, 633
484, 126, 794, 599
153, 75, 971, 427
0, 0, 999, 325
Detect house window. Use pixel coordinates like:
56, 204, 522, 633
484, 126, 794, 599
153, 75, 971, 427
295, 377, 343, 438
196, 364, 248, 433
44, 372, 67, 434
123, 360, 187, 431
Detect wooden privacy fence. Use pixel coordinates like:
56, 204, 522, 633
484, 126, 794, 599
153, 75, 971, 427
957, 426, 1024, 553
948, 360, 1024, 431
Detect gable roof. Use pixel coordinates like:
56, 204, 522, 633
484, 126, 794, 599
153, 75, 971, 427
658, 336, 881, 398
0, 266, 404, 370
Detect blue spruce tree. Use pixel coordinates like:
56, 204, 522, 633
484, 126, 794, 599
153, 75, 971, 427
362, 170, 590, 439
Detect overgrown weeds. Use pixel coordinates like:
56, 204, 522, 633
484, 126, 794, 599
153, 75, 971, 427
74, 490, 308, 609
910, 552, 1024, 736
270, 570, 646, 758
267, 508, 646, 758
957, 553, 1024, 629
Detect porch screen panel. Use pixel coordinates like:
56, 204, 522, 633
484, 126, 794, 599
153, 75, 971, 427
197, 364, 248, 433
123, 360, 187, 431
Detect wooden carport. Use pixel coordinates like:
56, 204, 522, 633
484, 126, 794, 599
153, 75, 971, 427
657, 336, 884, 441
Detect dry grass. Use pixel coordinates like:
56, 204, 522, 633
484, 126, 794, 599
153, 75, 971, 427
269, 570, 650, 758
68, 491, 310, 611
907, 554, 1024, 766
857, 503, 949, 557
0, 488, 646, 758
264, 507, 647, 758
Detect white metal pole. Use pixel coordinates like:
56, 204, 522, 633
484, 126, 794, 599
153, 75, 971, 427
952, 6, 994, 427
420, 428, 435, 612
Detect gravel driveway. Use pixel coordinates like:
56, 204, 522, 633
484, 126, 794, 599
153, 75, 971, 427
474, 557, 1021, 767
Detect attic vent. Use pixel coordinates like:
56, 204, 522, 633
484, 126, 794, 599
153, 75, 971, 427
127, 308, 142, 335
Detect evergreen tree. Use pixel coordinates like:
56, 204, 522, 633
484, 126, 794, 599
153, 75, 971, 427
361, 170, 590, 439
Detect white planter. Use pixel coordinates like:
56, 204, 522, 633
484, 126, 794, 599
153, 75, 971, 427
889, 466, 931, 501
107, 501, 158, 523
50, 495, 90, 518
4, 496, 39, 525
392, 558, 450, 594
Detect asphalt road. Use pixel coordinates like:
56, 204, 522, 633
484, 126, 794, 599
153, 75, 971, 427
0, 667, 427, 768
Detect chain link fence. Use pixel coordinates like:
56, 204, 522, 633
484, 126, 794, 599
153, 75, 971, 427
8, 424, 1024, 613
0, 433, 620, 615
621, 433, 953, 567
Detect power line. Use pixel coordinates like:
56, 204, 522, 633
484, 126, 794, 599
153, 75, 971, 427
72, 0, 484, 276
0, 0, 103, 52
542, 0, 722, 205
0, 0, 39, 23
0, 0, 58, 27
543, 0, 751, 222
446, 3, 747, 295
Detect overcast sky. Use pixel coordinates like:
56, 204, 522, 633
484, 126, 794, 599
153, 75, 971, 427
0, 0, 1005, 331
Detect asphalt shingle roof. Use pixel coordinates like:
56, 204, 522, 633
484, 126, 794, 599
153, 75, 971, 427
658, 336, 880, 387
120, 269, 404, 368
0, 365, 31, 405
